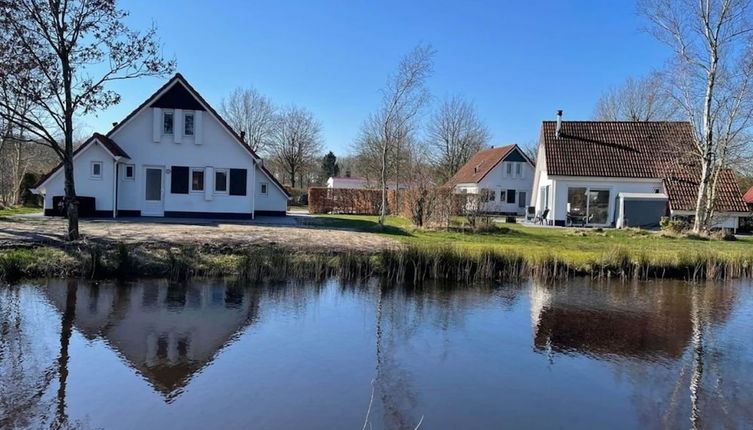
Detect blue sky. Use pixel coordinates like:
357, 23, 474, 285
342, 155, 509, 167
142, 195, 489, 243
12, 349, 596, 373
87, 0, 671, 155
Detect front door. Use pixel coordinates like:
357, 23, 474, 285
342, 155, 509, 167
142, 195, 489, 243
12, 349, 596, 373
143, 167, 164, 216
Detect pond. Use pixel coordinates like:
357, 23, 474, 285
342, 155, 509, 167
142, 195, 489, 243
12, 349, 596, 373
1, 278, 751, 430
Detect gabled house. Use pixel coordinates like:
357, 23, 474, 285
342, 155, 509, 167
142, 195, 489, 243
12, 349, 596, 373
445, 144, 535, 215
531, 114, 749, 230
33, 74, 289, 218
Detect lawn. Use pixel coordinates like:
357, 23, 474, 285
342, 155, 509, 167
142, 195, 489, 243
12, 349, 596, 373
312, 214, 753, 264
0, 206, 42, 217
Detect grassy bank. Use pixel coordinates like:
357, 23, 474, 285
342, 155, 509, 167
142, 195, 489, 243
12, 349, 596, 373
0, 206, 42, 217
2, 237, 752, 284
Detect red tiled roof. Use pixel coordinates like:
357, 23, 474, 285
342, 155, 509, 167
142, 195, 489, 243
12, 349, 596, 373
541, 121, 749, 214
743, 186, 753, 204
33, 134, 130, 189
663, 166, 749, 213
445, 144, 531, 187
541, 121, 694, 178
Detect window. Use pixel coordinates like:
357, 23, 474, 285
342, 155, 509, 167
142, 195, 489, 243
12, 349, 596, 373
190, 168, 204, 192
500, 190, 506, 202
184, 113, 194, 136
506, 163, 512, 176
260, 182, 268, 195
507, 189, 516, 204
214, 169, 228, 193
163, 111, 174, 134
90, 161, 102, 179
516, 163, 522, 177
518, 191, 527, 208
124, 164, 135, 180
488, 190, 495, 201
567, 187, 610, 225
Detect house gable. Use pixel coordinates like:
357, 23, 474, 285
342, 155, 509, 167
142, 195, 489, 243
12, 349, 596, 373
106, 73, 289, 198
150, 83, 206, 111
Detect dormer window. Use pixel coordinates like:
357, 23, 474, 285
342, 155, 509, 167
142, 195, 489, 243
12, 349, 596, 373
163, 111, 174, 134
184, 112, 194, 136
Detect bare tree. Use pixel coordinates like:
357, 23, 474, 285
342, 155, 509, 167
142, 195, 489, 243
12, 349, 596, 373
594, 72, 680, 121
0, 0, 174, 239
641, 0, 753, 232
426, 96, 490, 183
354, 44, 435, 226
220, 87, 276, 154
270, 106, 323, 188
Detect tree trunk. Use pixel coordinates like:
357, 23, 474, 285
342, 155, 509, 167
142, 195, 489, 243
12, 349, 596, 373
289, 167, 296, 188
62, 48, 79, 240
379, 141, 388, 227
63, 155, 79, 240
693, 49, 718, 233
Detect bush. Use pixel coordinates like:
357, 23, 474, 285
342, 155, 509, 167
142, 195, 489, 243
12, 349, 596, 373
660, 216, 687, 233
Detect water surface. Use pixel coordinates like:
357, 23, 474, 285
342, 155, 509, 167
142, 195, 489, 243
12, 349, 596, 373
1, 278, 751, 429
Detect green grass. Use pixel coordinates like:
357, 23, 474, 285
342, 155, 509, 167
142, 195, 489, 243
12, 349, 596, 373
312, 214, 753, 265
0, 206, 42, 217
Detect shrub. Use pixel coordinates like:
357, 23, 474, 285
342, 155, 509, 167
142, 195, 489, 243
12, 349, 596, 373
660, 216, 687, 233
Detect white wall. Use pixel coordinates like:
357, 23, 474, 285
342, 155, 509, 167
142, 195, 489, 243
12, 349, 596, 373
548, 177, 663, 226
253, 164, 288, 212
476, 160, 534, 214
41, 143, 116, 213
112, 106, 287, 215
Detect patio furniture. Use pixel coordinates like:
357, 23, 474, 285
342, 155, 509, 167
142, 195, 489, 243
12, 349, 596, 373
534, 208, 549, 225
526, 206, 535, 222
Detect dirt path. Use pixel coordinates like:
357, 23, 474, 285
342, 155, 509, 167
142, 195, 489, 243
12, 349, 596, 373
0, 217, 399, 253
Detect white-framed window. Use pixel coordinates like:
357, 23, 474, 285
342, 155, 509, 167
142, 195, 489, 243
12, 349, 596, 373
506, 163, 512, 176
163, 111, 174, 134
190, 168, 205, 192
214, 169, 228, 193
90, 161, 103, 179
260, 182, 268, 195
184, 112, 194, 136
124, 164, 135, 180
515, 163, 522, 177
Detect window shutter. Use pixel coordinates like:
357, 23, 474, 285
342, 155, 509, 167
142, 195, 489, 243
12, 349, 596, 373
174, 109, 183, 143
171, 166, 189, 194
152, 108, 161, 142
229, 168, 247, 196
194, 111, 203, 145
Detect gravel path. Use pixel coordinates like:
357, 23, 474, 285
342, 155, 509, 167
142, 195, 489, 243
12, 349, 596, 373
0, 216, 399, 252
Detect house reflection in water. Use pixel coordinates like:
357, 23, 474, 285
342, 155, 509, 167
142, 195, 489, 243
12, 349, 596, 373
529, 280, 735, 361
42, 279, 259, 400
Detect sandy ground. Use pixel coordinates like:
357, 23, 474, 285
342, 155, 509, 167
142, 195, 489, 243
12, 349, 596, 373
0, 215, 399, 252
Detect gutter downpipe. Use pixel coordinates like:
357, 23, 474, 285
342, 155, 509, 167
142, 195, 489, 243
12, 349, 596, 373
251, 159, 257, 220
112, 157, 123, 219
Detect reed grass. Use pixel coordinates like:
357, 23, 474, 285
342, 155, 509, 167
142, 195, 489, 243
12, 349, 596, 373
2, 242, 753, 284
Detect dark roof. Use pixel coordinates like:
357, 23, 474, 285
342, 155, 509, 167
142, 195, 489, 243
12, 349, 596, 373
663, 166, 749, 213
541, 121, 694, 178
93, 133, 129, 158
744, 186, 753, 204
540, 120, 749, 213
33, 134, 130, 189
444, 144, 532, 187
106, 73, 290, 197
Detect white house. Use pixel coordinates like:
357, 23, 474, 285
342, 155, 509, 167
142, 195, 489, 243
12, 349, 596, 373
445, 144, 535, 215
33, 73, 289, 218
531, 114, 749, 229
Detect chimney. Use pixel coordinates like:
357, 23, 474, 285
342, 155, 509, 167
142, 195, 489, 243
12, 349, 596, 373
240, 131, 246, 142
112, 122, 118, 127
555, 110, 563, 138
